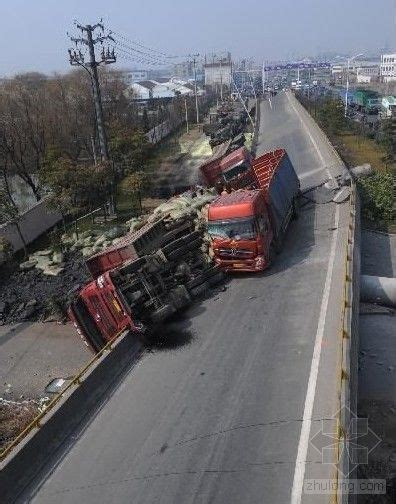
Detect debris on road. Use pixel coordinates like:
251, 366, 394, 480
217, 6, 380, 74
0, 397, 49, 452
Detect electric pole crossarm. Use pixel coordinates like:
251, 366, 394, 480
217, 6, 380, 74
67, 20, 117, 161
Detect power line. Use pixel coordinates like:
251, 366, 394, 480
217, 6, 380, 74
116, 52, 164, 67
112, 39, 169, 65
109, 29, 179, 59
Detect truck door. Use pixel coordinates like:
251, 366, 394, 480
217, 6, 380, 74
87, 294, 119, 342
256, 211, 273, 256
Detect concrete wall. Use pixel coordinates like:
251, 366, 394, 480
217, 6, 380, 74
145, 120, 173, 144
0, 197, 62, 254
0, 332, 142, 503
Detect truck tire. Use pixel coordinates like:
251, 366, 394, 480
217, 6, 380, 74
150, 304, 175, 323
292, 198, 299, 220
169, 285, 192, 309
273, 235, 283, 254
185, 266, 220, 290
208, 271, 225, 286
268, 244, 276, 266
190, 281, 210, 298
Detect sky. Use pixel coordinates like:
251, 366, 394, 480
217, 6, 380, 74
1, 0, 395, 76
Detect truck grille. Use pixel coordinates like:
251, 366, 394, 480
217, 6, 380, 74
218, 248, 254, 259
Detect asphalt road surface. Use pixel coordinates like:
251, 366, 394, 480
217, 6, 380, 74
24, 93, 349, 504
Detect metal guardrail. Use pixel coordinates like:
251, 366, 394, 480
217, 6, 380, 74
0, 329, 126, 462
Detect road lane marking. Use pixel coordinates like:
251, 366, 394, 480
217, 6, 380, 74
290, 204, 340, 504
299, 166, 329, 180
286, 92, 329, 175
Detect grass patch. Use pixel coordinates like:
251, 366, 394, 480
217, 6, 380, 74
335, 132, 394, 173
332, 132, 395, 231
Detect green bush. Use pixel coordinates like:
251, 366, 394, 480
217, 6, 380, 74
357, 171, 395, 222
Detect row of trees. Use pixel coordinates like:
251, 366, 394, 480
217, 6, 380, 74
0, 69, 151, 220
298, 92, 396, 161
0, 68, 208, 227
296, 92, 395, 225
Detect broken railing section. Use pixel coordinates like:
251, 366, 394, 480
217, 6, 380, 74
301, 163, 374, 206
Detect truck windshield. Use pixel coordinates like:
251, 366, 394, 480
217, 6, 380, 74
223, 162, 249, 182
208, 217, 256, 240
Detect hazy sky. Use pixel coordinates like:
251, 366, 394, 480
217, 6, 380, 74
1, 0, 395, 76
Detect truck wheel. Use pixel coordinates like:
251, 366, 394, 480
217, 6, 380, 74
208, 271, 225, 286
150, 304, 176, 323
190, 281, 210, 298
292, 198, 299, 220
268, 245, 276, 266
273, 236, 282, 254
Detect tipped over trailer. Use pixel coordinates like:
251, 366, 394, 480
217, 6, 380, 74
69, 191, 224, 353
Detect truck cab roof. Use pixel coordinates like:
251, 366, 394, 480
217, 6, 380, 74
219, 146, 252, 172
208, 190, 264, 220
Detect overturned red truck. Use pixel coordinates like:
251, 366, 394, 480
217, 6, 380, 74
206, 149, 300, 272
68, 206, 223, 353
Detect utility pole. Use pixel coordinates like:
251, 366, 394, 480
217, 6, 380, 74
68, 21, 116, 161
344, 53, 364, 117
231, 75, 255, 129
220, 59, 223, 102
190, 54, 200, 124
184, 96, 189, 134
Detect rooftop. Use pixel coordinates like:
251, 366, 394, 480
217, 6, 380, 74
135, 80, 157, 90
211, 189, 262, 207
383, 96, 396, 105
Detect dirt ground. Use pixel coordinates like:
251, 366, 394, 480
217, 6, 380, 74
0, 321, 90, 401
149, 127, 212, 196
357, 229, 396, 503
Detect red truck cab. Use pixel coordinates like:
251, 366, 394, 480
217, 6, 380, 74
68, 271, 142, 352
200, 146, 254, 190
207, 190, 273, 272
219, 147, 254, 189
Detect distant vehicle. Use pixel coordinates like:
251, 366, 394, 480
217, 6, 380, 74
207, 149, 300, 272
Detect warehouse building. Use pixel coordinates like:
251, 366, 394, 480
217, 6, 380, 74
380, 53, 396, 82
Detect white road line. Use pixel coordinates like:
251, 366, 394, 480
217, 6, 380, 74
299, 166, 329, 180
286, 92, 329, 175
290, 204, 340, 504
268, 96, 272, 109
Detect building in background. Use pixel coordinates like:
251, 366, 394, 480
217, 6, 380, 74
356, 65, 380, 83
381, 96, 396, 117
128, 78, 202, 101
204, 53, 232, 89
380, 53, 396, 82
124, 70, 149, 84
173, 61, 194, 80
